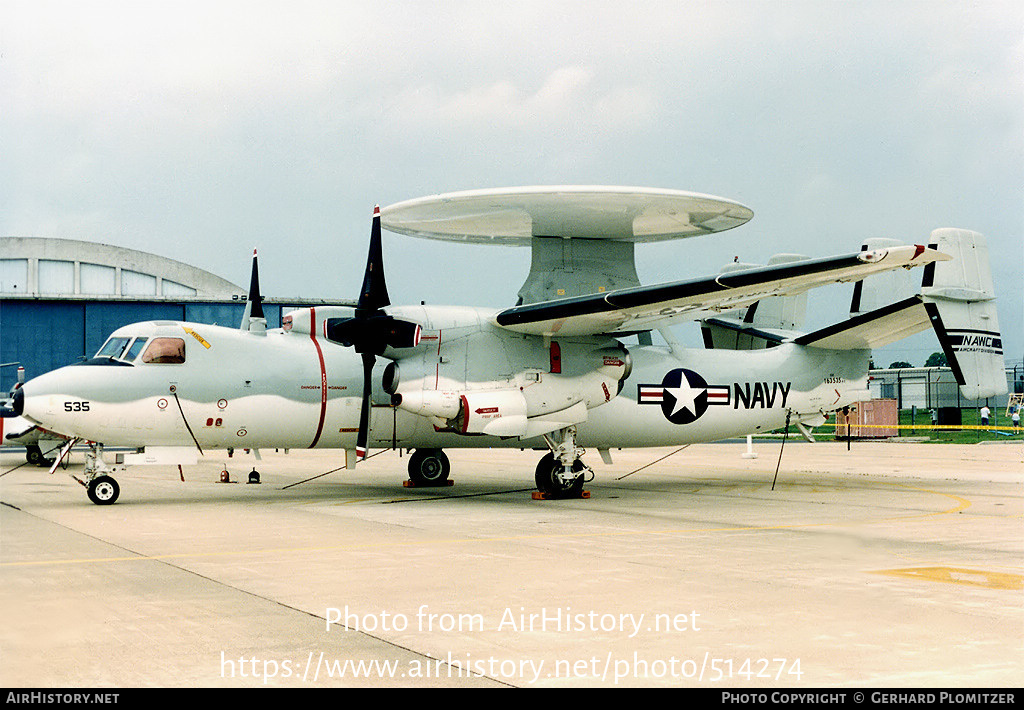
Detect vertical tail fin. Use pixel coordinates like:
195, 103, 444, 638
921, 229, 1005, 399
701, 253, 809, 349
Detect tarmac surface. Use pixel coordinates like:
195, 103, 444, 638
1, 440, 1021, 688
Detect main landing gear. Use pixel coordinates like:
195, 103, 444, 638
534, 426, 592, 500
26, 445, 50, 467
405, 448, 452, 487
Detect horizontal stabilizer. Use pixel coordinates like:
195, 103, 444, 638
793, 296, 930, 350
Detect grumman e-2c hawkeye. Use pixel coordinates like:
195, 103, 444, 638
10, 187, 1007, 504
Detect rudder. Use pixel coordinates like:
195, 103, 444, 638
922, 228, 1006, 399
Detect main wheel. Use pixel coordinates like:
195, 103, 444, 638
534, 453, 585, 499
87, 475, 120, 505
408, 449, 450, 485
26, 445, 43, 466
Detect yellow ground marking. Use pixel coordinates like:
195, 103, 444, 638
883, 482, 972, 518
873, 567, 1024, 590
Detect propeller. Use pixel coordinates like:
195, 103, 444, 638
1, 364, 24, 417
240, 249, 266, 334
326, 206, 421, 460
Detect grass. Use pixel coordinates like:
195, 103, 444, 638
891, 408, 1022, 444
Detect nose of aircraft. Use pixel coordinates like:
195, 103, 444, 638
14, 369, 69, 427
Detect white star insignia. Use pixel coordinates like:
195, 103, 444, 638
665, 377, 704, 417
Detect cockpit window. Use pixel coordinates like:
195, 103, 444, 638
141, 337, 186, 364
96, 337, 131, 359
124, 337, 149, 362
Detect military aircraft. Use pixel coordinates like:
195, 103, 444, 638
9, 187, 1006, 504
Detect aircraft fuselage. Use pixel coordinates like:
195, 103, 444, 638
17, 305, 869, 454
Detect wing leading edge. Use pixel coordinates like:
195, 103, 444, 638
493, 244, 950, 337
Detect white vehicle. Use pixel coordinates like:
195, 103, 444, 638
11, 187, 1006, 504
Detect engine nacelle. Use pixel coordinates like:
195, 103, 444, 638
391, 388, 462, 420
391, 343, 632, 439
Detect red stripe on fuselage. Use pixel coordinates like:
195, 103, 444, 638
308, 307, 328, 448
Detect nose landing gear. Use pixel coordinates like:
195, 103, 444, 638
86, 475, 120, 505
74, 443, 122, 505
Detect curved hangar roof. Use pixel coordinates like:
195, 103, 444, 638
0, 236, 243, 298
380, 186, 754, 245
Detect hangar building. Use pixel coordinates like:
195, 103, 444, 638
0, 237, 337, 393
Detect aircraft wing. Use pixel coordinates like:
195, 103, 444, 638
493, 244, 949, 337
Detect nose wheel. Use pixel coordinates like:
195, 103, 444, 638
86, 475, 120, 505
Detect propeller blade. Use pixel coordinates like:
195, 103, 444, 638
248, 249, 264, 320
358, 206, 390, 312
240, 249, 266, 333
356, 352, 375, 460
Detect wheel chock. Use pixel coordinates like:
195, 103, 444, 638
531, 490, 591, 500
403, 479, 455, 488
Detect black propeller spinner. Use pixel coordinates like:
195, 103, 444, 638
326, 206, 420, 460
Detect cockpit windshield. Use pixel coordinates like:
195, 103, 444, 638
95, 337, 132, 359
124, 337, 149, 361
94, 336, 151, 363
92, 335, 185, 364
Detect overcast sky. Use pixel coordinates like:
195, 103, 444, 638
2, 0, 1021, 368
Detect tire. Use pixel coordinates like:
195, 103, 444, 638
87, 475, 120, 505
26, 446, 43, 466
534, 453, 584, 499
408, 449, 450, 485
